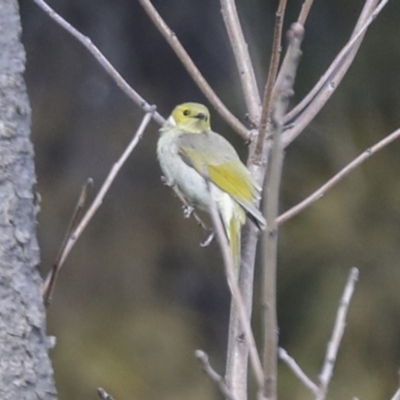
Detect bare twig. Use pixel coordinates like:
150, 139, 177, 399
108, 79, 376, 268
285, 0, 379, 125
277, 127, 400, 225
31, 0, 165, 126
42, 111, 154, 302
297, 0, 315, 26
283, 0, 389, 146
255, 0, 287, 159
220, 0, 261, 122
97, 388, 115, 400
205, 180, 264, 390
261, 23, 304, 400
42, 178, 92, 305
278, 348, 318, 395
138, 0, 249, 139
195, 350, 238, 400
225, 223, 261, 400
316, 267, 359, 400
391, 388, 400, 400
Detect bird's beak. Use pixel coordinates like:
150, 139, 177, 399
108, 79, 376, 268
195, 113, 207, 120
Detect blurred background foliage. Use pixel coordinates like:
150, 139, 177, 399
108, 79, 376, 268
18, 0, 400, 399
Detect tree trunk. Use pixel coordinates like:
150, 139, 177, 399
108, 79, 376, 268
0, 1, 57, 399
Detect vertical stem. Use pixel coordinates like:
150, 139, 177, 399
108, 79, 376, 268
225, 224, 260, 400
261, 128, 283, 400
220, 0, 261, 122
206, 183, 264, 391
261, 23, 305, 400
255, 0, 288, 159
225, 137, 268, 400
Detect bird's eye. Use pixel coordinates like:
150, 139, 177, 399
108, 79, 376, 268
183, 109, 190, 116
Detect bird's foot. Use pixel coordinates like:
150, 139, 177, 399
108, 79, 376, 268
182, 204, 194, 219
161, 176, 173, 187
200, 230, 215, 247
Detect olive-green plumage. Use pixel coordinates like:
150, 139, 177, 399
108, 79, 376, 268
157, 102, 265, 269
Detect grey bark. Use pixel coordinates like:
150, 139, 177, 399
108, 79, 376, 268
0, 1, 57, 399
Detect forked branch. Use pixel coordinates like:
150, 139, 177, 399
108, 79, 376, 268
31, 0, 165, 125
42, 111, 154, 304
279, 268, 359, 399
255, 0, 287, 159
195, 350, 238, 400
283, 0, 389, 146
138, 0, 249, 139
284, 0, 379, 125
261, 22, 304, 400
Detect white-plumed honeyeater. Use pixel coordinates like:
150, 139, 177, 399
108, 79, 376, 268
157, 102, 266, 268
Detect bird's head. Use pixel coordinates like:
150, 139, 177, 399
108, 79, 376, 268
167, 102, 211, 133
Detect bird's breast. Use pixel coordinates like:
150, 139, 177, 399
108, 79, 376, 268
157, 131, 209, 208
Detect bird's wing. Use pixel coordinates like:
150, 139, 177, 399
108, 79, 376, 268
177, 132, 265, 229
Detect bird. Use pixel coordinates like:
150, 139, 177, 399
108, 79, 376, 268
157, 102, 266, 269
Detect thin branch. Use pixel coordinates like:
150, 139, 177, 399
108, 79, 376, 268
195, 350, 238, 400
391, 389, 400, 400
97, 388, 115, 400
297, 0, 315, 26
220, 0, 261, 122
42, 178, 92, 305
283, 0, 388, 146
225, 224, 260, 400
138, 0, 249, 139
42, 111, 154, 303
205, 180, 264, 390
31, 0, 165, 126
255, 0, 287, 159
261, 23, 304, 400
316, 267, 359, 400
285, 0, 379, 125
278, 348, 318, 395
277, 126, 400, 225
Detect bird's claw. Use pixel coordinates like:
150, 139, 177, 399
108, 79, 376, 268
200, 230, 215, 247
161, 176, 173, 187
183, 205, 194, 218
